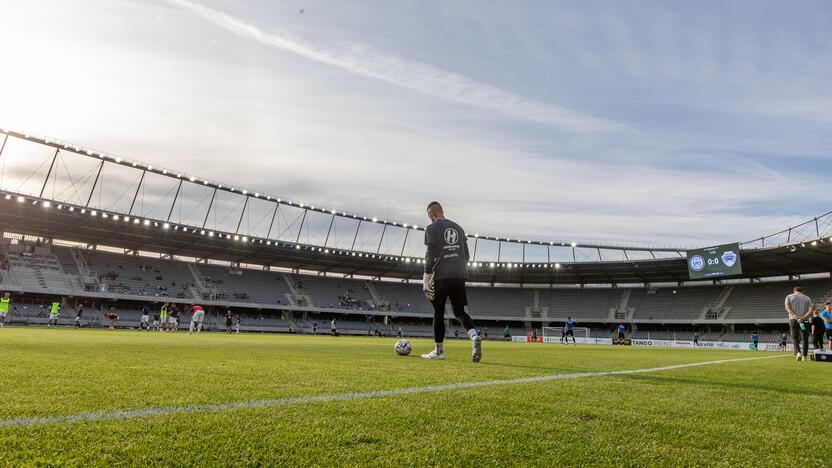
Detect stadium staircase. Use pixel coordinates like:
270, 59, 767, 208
70, 248, 102, 292
281, 273, 312, 307
186, 263, 212, 300
609, 289, 633, 321
705, 286, 735, 320
365, 281, 384, 308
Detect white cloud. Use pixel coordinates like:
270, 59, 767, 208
162, 0, 625, 133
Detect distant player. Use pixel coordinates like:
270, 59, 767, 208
159, 303, 169, 332
397, 326, 403, 338
47, 299, 60, 328
170, 305, 181, 333
234, 315, 240, 333
420, 202, 481, 362
188, 304, 205, 335
778, 333, 787, 351
785, 287, 813, 361
821, 302, 832, 350
74, 303, 83, 329
330, 318, 337, 336
810, 309, 825, 351
503, 325, 511, 341
152, 311, 160, 331
312, 322, 318, 335
140, 305, 150, 331
617, 323, 626, 346
224, 309, 233, 334
0, 292, 10, 328
564, 317, 576, 345
560, 327, 567, 344
751, 331, 760, 351
693, 332, 700, 347
105, 308, 118, 330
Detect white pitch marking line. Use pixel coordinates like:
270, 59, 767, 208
0, 354, 787, 429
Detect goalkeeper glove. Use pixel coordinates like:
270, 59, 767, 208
422, 273, 435, 301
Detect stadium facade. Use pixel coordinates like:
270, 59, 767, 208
1, 128, 831, 342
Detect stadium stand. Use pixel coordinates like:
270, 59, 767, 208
1, 240, 830, 341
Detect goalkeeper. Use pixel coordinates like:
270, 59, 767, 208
421, 201, 481, 362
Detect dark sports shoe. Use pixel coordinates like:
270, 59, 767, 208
471, 335, 482, 362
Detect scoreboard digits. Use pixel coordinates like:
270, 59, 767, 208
686, 242, 742, 279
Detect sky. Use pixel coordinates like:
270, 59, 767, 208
0, 0, 830, 247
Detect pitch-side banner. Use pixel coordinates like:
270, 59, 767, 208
511, 336, 613, 345
630, 339, 793, 351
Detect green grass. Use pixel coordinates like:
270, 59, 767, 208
0, 327, 827, 466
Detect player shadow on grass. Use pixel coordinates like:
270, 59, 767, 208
617, 374, 832, 398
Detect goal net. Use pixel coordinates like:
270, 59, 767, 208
542, 326, 590, 342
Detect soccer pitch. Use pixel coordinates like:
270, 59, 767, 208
0, 329, 827, 466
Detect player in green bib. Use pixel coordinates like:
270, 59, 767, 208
159, 304, 168, 332
0, 292, 11, 328
48, 299, 60, 328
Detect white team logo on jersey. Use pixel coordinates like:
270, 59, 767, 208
444, 228, 459, 244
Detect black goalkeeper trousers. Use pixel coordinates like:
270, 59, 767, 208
431, 278, 474, 343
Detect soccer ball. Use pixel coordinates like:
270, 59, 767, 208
394, 339, 412, 356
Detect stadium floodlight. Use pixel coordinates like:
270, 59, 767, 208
80, 209, 86, 214
243, 190, 248, 195
208, 231, 214, 237
189, 176, 196, 182
43, 201, 50, 208
69, 207, 74, 212
204, 180, 209, 185
299, 203, 304, 208
200, 230, 205, 235
17, 196, 24, 203
555, 263, 561, 268
133, 219, 140, 224
324, 249, 329, 254
102, 213, 109, 219
90, 210, 97, 217
124, 216, 130, 223
4, 194, 9, 200
571, 242, 577, 247
143, 219, 150, 226
113, 215, 119, 221
811, 241, 817, 246
296, 245, 301, 250
331, 210, 337, 214
254, 193, 259, 197
242, 237, 248, 243
57, 204, 63, 210
163, 223, 170, 229
148, 166, 154, 171
177, 173, 182, 178
115, 157, 122, 163
372, 217, 378, 222
233, 235, 239, 241
163, 170, 168, 175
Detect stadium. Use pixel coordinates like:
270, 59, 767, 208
2, 128, 832, 341
2, 2, 832, 466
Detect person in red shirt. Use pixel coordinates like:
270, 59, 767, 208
188, 304, 205, 335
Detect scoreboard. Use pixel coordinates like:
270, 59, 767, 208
686, 243, 743, 279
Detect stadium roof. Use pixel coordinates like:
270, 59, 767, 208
2, 191, 832, 285
1, 128, 831, 285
